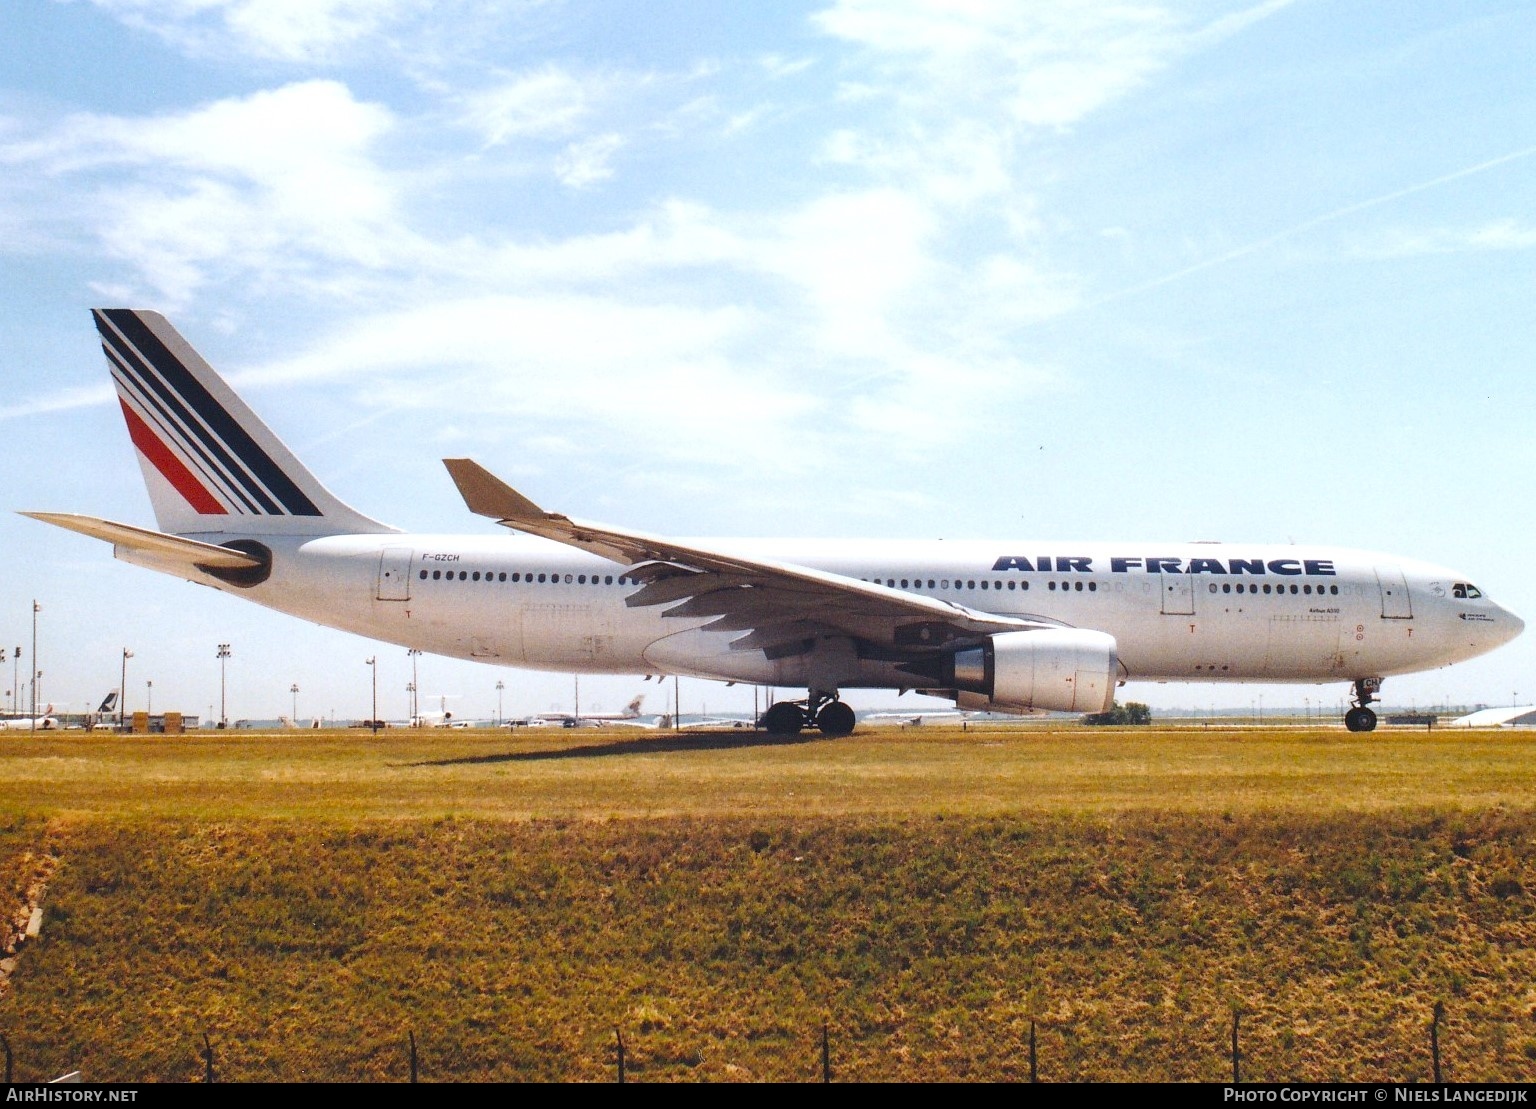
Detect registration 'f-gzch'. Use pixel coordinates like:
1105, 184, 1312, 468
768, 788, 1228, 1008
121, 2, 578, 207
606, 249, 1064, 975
23, 311, 1525, 736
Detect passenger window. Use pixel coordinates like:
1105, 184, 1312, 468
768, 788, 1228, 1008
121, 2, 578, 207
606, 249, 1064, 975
606, 576, 614, 585
419, 570, 428, 580
472, 571, 481, 581
432, 570, 441, 580
459, 571, 467, 581
537, 573, 546, 583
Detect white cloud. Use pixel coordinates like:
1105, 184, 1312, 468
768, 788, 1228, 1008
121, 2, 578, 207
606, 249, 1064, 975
1356, 220, 1536, 259
458, 67, 604, 145
554, 133, 624, 188
1, 81, 414, 305
247, 294, 827, 467
88, 0, 424, 62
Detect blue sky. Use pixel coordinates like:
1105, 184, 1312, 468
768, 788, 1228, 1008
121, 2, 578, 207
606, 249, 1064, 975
2, 0, 1534, 724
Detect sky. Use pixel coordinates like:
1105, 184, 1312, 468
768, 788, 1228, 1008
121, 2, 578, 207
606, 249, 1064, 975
2, 0, 1534, 725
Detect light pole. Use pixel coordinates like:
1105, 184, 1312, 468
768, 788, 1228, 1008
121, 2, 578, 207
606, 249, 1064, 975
216, 643, 231, 728
30, 601, 39, 733
10, 646, 18, 720
366, 657, 378, 734
120, 649, 133, 730
496, 680, 504, 726
408, 648, 421, 726
291, 683, 300, 726
146, 679, 153, 718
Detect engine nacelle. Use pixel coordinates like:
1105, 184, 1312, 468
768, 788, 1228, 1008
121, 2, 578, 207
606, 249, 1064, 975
948, 629, 1118, 714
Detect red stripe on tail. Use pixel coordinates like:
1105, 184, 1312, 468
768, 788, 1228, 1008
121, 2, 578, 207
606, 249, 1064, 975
119, 399, 228, 516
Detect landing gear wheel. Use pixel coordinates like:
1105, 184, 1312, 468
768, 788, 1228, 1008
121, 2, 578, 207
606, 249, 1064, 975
1344, 706, 1377, 733
816, 701, 856, 737
761, 701, 806, 735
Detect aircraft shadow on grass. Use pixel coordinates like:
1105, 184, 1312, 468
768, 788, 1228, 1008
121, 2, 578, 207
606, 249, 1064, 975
405, 729, 818, 767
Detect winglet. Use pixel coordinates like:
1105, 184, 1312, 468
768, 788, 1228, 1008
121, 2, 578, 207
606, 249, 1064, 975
442, 459, 547, 524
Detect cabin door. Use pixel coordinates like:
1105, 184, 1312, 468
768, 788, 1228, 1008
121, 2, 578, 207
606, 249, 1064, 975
1160, 570, 1194, 616
1375, 566, 1413, 620
376, 548, 414, 602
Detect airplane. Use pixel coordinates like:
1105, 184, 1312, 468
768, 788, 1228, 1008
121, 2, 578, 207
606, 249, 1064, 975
0, 704, 58, 731
528, 694, 650, 728
21, 310, 1526, 737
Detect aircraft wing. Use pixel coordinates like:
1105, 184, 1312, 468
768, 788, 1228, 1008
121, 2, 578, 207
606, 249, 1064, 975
20, 512, 264, 570
444, 458, 1057, 657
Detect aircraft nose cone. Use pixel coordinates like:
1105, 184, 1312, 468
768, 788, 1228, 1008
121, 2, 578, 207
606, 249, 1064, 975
1501, 605, 1526, 643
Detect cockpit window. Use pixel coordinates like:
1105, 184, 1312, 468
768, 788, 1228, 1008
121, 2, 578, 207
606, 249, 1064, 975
1452, 583, 1483, 599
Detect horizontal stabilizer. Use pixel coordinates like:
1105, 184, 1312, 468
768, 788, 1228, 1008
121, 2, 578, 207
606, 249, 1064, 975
19, 512, 263, 569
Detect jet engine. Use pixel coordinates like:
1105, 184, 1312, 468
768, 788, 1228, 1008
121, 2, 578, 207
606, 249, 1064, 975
939, 628, 1119, 714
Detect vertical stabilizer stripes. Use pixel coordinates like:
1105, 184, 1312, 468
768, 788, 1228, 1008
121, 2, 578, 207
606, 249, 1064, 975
105, 341, 265, 514
118, 400, 228, 515
95, 309, 322, 517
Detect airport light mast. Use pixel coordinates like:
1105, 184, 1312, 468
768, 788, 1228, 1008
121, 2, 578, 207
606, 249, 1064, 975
290, 683, 299, 726
407, 648, 421, 727
30, 601, 39, 733
366, 657, 378, 735
496, 680, 504, 727
216, 643, 231, 728
120, 648, 133, 730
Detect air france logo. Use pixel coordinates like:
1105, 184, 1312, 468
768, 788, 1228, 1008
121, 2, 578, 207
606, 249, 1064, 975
991, 556, 1337, 576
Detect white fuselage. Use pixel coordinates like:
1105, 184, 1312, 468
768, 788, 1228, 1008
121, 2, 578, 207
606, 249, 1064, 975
124, 534, 1522, 693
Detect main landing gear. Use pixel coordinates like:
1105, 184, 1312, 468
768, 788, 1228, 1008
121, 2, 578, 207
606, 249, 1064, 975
1344, 677, 1381, 733
760, 691, 856, 737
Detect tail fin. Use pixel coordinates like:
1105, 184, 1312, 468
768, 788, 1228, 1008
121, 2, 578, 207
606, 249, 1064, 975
94, 309, 393, 536
626, 695, 644, 716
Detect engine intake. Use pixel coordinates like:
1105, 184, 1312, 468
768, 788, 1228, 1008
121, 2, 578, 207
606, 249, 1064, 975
944, 628, 1118, 714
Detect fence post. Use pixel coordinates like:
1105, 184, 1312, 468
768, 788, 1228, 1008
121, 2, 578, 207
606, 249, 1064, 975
409, 1029, 418, 1084
1231, 1010, 1240, 1084
615, 1026, 625, 1084
202, 1033, 214, 1083
1029, 1020, 1037, 1083
1431, 1001, 1444, 1083
821, 1020, 831, 1083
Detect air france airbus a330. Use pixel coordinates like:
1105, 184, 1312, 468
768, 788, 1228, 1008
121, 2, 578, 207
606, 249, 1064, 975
24, 310, 1524, 736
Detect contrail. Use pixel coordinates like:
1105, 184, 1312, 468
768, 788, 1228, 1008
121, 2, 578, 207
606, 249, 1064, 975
1095, 142, 1536, 304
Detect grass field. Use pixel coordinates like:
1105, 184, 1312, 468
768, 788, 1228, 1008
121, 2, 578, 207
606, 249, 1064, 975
2, 723, 1536, 1082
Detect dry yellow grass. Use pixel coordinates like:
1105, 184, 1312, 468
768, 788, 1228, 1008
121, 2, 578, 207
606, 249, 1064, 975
0, 723, 1532, 820
2, 723, 1535, 1082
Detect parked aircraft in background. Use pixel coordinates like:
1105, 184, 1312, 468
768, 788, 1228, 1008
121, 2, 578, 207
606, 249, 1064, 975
858, 709, 979, 727
22, 311, 1526, 736
0, 705, 58, 731
529, 694, 649, 728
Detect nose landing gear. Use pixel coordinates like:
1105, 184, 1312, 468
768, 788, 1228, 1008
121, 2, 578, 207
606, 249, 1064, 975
1344, 677, 1381, 732
760, 690, 856, 737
